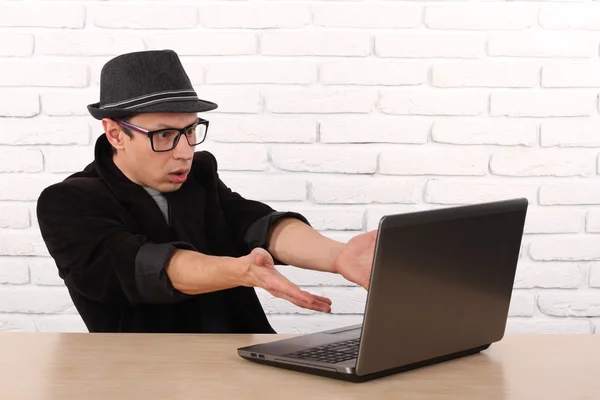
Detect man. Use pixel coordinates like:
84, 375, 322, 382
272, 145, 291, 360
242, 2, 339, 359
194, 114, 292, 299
37, 50, 377, 334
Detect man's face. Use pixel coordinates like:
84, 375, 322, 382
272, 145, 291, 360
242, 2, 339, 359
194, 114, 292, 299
108, 112, 199, 192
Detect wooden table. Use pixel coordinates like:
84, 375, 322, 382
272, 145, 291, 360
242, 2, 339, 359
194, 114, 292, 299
0, 333, 598, 399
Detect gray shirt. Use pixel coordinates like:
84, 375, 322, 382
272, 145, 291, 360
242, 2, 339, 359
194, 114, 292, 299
144, 187, 169, 225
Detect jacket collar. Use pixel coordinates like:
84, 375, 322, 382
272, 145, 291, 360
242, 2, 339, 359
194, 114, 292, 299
91, 134, 209, 252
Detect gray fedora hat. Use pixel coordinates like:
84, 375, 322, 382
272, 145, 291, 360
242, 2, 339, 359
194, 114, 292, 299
87, 49, 218, 120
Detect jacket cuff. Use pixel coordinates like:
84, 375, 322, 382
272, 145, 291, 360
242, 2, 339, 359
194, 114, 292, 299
244, 211, 311, 265
134, 242, 196, 304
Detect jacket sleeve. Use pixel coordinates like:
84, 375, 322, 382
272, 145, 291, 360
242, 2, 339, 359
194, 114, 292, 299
205, 152, 311, 264
37, 183, 194, 307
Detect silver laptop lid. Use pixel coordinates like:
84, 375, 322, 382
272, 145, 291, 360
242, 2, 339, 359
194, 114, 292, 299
356, 198, 528, 377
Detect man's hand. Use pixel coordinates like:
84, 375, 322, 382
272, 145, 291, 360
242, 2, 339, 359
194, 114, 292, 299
241, 248, 332, 313
332, 229, 377, 290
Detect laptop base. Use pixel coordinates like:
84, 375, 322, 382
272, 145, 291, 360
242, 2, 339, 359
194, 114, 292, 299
239, 343, 491, 383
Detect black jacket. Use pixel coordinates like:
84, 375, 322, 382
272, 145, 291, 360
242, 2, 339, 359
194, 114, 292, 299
36, 134, 309, 333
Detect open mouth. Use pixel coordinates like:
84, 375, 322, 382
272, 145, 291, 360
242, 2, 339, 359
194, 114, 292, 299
169, 169, 189, 183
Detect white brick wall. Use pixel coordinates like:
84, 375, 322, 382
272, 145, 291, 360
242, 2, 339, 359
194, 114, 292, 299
0, 0, 598, 335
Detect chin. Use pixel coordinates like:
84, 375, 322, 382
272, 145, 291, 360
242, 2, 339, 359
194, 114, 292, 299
161, 182, 183, 192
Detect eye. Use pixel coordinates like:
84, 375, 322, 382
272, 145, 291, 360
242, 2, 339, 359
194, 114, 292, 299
185, 126, 197, 136
156, 130, 178, 140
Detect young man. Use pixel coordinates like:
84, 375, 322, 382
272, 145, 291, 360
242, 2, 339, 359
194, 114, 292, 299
37, 50, 377, 333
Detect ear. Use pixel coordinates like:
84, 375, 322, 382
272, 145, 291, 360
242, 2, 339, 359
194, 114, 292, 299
102, 118, 126, 151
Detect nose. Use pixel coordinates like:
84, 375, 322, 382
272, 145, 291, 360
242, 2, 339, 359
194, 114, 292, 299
172, 133, 194, 160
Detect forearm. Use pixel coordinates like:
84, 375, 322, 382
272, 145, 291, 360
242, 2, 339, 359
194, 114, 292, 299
165, 249, 249, 295
267, 218, 344, 273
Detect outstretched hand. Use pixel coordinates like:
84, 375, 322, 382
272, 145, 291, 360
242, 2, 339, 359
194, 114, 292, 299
242, 248, 332, 313
333, 229, 377, 290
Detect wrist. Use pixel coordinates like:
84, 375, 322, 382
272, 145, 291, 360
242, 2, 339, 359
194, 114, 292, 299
328, 240, 345, 274
223, 253, 254, 287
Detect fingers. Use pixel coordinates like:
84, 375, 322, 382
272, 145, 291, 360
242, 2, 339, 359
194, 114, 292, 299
312, 294, 332, 305
270, 289, 332, 313
268, 273, 316, 305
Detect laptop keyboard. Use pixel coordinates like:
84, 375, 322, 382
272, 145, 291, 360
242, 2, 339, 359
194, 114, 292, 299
285, 338, 360, 364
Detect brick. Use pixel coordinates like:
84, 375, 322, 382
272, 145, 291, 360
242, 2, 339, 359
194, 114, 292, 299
195, 87, 261, 113
0, 175, 67, 201
530, 237, 600, 261
540, 182, 600, 205
29, 257, 63, 286
0, 62, 89, 88
508, 291, 535, 317
208, 116, 316, 143
380, 148, 489, 176
42, 147, 94, 173
514, 262, 582, 289
426, 4, 536, 30
206, 60, 317, 84
28, 202, 38, 226
540, 4, 600, 30
506, 318, 591, 334
432, 119, 537, 146
490, 149, 596, 177
310, 176, 422, 204
0, 257, 29, 284
320, 117, 430, 144
0, 204, 30, 229
261, 32, 371, 57
589, 211, 600, 233
146, 33, 257, 56
376, 33, 486, 58
0, 33, 34, 56
198, 144, 268, 171
379, 90, 487, 116
218, 173, 306, 201
0, 149, 43, 173
589, 264, 600, 287
313, 3, 421, 28
35, 315, 87, 333
524, 208, 586, 234
36, 32, 144, 56
266, 88, 376, 114
432, 61, 539, 88
0, 4, 84, 28
270, 146, 377, 174
0, 286, 75, 314
268, 315, 364, 334
270, 206, 365, 231
539, 294, 600, 317
41, 91, 98, 116
257, 286, 366, 314
0, 315, 37, 332
91, 5, 197, 29
541, 120, 600, 147
0, 119, 90, 145
0, 92, 39, 117
199, 3, 309, 28
426, 179, 539, 205
543, 63, 600, 88
0, 229, 49, 257
491, 91, 596, 117
488, 32, 597, 58
321, 60, 427, 86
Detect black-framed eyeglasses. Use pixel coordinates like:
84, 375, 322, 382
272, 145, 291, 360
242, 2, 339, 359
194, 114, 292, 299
115, 118, 209, 152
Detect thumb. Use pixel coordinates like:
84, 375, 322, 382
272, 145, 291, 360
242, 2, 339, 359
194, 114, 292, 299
250, 247, 272, 267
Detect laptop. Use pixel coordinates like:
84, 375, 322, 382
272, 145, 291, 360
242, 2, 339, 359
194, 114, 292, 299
238, 198, 529, 382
